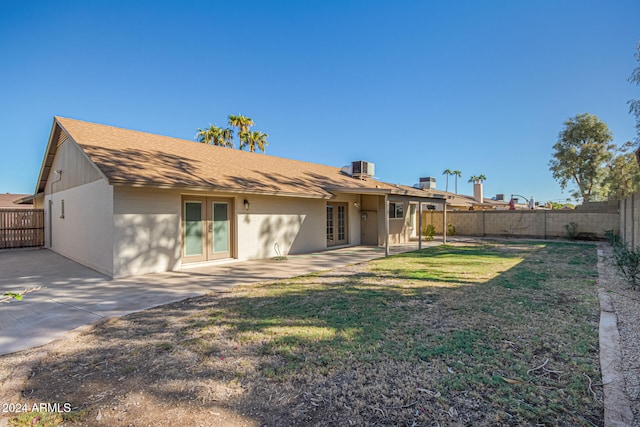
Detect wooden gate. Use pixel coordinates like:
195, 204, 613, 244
0, 209, 45, 249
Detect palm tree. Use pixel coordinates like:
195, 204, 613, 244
240, 130, 269, 153
468, 174, 487, 184
196, 125, 234, 147
228, 114, 254, 149
196, 125, 215, 144
452, 170, 462, 194
214, 127, 234, 147
442, 169, 453, 192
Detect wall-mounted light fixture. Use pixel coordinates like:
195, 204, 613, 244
243, 199, 250, 211
354, 202, 360, 209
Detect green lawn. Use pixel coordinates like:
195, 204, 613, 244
16, 240, 603, 426
184, 240, 602, 425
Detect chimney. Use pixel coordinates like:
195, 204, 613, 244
473, 182, 483, 203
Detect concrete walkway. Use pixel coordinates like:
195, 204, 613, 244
0, 243, 437, 355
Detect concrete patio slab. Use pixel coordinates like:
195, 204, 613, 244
0, 242, 437, 355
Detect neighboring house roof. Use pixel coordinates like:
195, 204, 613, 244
36, 117, 443, 201
414, 188, 510, 210
0, 193, 32, 208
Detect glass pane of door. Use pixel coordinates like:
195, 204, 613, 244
337, 205, 345, 241
212, 202, 229, 253
184, 202, 203, 256
326, 205, 334, 242
409, 204, 417, 237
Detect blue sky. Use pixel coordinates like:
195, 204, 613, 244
1, 1, 638, 203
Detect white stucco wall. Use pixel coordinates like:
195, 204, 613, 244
109, 188, 361, 276
236, 195, 325, 259
236, 194, 362, 260
46, 179, 114, 276
388, 197, 423, 244
112, 187, 182, 278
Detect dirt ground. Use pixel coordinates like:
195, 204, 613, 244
0, 241, 622, 426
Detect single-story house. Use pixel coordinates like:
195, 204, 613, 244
32, 117, 446, 278
0, 193, 33, 209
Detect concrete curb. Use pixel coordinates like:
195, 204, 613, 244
598, 246, 635, 426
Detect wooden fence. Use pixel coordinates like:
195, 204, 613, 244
0, 209, 45, 249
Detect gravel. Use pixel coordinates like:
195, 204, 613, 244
598, 242, 640, 426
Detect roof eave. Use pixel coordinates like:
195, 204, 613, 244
34, 119, 62, 195
14, 193, 42, 205
109, 179, 335, 199
328, 186, 447, 202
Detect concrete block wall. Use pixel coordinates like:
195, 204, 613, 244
423, 209, 619, 239
620, 193, 640, 248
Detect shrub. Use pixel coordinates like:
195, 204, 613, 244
447, 223, 456, 236
423, 224, 436, 241
564, 222, 579, 240
608, 232, 640, 289
605, 230, 621, 246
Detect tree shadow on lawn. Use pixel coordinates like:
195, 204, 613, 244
15, 241, 603, 427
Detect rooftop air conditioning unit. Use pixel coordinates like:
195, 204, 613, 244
419, 177, 436, 189
352, 160, 375, 179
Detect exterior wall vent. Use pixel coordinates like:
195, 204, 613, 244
352, 160, 375, 179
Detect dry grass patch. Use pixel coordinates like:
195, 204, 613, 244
4, 240, 602, 426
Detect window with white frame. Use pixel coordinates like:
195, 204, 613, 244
389, 202, 404, 219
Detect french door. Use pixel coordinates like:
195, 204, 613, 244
183, 197, 233, 262
327, 202, 348, 246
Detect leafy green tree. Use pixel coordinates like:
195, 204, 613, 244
452, 170, 462, 193
604, 141, 640, 200
240, 130, 269, 153
442, 169, 452, 192
196, 125, 234, 147
549, 113, 614, 203
629, 41, 640, 144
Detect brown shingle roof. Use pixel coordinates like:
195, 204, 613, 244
52, 117, 436, 200
0, 194, 32, 208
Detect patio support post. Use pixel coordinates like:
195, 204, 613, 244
418, 201, 423, 249
384, 195, 389, 257
443, 200, 447, 244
